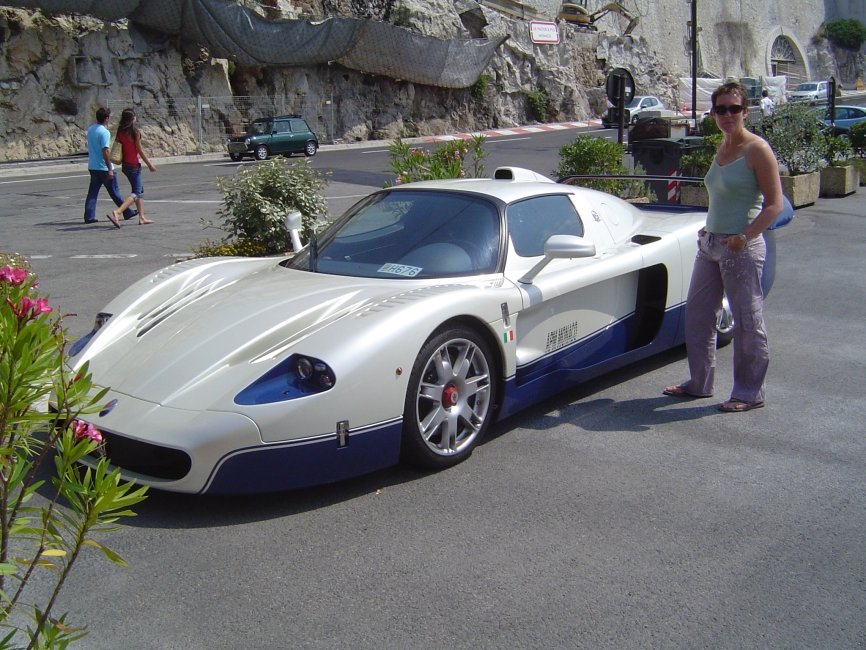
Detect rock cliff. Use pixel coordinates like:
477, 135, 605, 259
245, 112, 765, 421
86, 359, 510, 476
0, 1, 856, 161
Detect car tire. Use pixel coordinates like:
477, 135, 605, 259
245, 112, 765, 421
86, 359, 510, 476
304, 141, 318, 157
401, 325, 497, 469
229, 153, 243, 162
254, 145, 269, 161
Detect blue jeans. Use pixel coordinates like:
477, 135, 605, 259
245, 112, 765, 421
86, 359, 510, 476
84, 170, 136, 223
121, 163, 144, 198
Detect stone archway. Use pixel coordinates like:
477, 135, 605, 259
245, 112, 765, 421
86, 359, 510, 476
766, 28, 809, 85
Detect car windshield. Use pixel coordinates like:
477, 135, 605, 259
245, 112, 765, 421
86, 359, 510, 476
626, 97, 644, 108
796, 83, 818, 91
287, 190, 501, 279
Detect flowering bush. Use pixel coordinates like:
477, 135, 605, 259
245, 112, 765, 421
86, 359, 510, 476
0, 254, 148, 648
387, 135, 487, 186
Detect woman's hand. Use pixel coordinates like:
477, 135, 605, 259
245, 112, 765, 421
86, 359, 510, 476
725, 233, 748, 252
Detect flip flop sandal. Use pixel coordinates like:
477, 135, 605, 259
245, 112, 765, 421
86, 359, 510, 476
106, 213, 121, 229
718, 399, 765, 412
663, 385, 709, 398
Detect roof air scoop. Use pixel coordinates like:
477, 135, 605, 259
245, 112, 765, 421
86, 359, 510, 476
493, 167, 554, 183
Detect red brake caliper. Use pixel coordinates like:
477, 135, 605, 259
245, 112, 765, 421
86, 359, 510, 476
442, 383, 459, 408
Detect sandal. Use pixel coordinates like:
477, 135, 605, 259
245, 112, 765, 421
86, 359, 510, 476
106, 212, 121, 229
663, 385, 708, 398
718, 399, 765, 413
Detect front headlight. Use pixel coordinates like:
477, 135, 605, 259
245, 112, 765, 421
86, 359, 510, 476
235, 354, 336, 405
244, 137, 251, 147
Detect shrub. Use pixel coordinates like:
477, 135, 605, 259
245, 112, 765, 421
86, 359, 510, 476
680, 132, 722, 177
849, 121, 866, 157
552, 134, 651, 199
387, 135, 487, 185
752, 101, 830, 174
526, 89, 549, 122
205, 158, 330, 256
824, 134, 854, 167
0, 254, 148, 647
471, 74, 490, 103
822, 18, 866, 51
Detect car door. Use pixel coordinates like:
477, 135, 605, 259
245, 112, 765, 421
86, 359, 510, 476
268, 119, 292, 154
505, 194, 638, 386
287, 118, 310, 153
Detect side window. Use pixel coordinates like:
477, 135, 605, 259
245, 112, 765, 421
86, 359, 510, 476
274, 120, 291, 134
507, 195, 584, 257
289, 119, 309, 133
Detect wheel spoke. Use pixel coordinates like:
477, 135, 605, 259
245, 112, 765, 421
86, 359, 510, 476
420, 405, 447, 442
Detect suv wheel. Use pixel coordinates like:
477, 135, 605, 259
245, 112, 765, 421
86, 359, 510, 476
254, 145, 269, 161
304, 141, 318, 157
229, 153, 243, 162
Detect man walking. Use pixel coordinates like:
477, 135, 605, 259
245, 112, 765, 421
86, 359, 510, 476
83, 106, 137, 224
760, 89, 775, 117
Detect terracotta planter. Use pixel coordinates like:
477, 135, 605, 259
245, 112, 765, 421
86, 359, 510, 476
680, 185, 709, 207
820, 165, 860, 197
780, 171, 820, 208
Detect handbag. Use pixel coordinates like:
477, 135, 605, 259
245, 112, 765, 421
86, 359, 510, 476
109, 136, 122, 165
768, 195, 794, 230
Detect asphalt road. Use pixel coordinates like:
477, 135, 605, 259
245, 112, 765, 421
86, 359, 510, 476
1, 129, 865, 649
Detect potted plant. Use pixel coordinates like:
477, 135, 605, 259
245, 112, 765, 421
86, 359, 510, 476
753, 101, 830, 207
846, 121, 866, 186
820, 134, 859, 197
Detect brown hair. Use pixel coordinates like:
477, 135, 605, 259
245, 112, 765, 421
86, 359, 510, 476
118, 108, 139, 138
710, 82, 749, 111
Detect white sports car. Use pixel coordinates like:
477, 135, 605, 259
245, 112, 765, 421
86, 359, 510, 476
68, 167, 754, 495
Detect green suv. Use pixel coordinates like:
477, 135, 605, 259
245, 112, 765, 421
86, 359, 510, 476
227, 115, 319, 161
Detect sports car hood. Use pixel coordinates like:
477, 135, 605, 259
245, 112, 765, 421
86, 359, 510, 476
77, 263, 421, 408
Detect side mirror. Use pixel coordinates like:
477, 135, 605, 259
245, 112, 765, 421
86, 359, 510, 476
519, 235, 597, 284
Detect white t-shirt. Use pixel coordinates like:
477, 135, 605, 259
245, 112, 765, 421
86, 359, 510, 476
760, 96, 775, 116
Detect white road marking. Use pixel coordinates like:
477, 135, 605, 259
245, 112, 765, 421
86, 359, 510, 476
70, 254, 139, 259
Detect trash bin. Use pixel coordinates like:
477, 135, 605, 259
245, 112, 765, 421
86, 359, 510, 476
629, 136, 707, 203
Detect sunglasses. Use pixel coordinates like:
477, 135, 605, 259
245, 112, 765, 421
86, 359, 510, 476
713, 104, 745, 116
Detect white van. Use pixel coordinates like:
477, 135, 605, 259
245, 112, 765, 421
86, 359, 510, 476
790, 81, 829, 104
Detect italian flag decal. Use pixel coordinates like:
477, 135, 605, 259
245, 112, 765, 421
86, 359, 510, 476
503, 330, 514, 343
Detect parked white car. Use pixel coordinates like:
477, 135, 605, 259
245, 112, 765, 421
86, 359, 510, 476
603, 96, 672, 127
68, 167, 752, 495
790, 81, 829, 104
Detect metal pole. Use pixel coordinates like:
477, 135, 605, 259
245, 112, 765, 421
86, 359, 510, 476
196, 95, 203, 154
691, 0, 698, 123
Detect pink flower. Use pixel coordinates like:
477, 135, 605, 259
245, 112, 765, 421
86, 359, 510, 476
7, 296, 52, 320
0, 265, 28, 285
72, 419, 103, 444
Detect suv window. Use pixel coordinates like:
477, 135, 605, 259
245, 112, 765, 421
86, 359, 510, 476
274, 120, 291, 134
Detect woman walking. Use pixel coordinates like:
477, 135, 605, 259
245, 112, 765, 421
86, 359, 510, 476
663, 81, 784, 412
108, 108, 156, 226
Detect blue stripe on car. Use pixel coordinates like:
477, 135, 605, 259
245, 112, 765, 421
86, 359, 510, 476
202, 419, 403, 494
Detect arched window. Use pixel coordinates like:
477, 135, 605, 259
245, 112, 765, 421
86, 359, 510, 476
771, 36, 807, 85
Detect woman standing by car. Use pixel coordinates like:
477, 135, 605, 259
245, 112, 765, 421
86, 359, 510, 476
663, 81, 784, 412
109, 108, 156, 226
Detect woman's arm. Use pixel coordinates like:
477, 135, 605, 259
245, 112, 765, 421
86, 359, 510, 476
727, 138, 784, 251
135, 131, 156, 172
